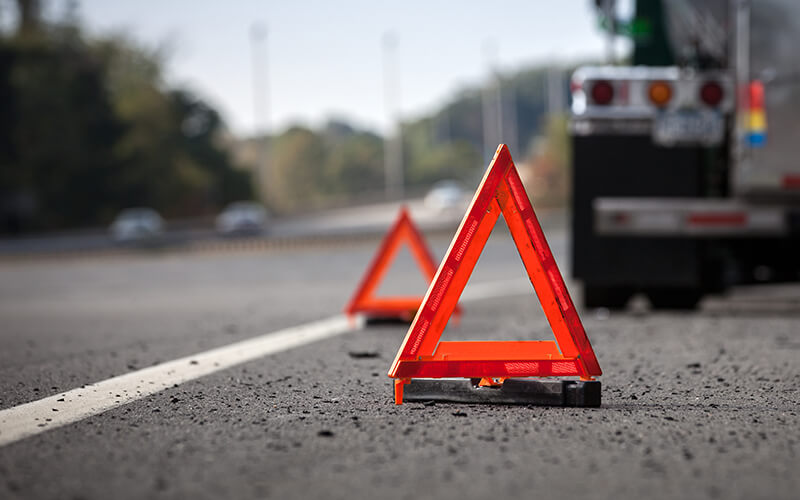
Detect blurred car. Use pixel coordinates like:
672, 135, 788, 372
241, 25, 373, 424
109, 207, 164, 243
215, 201, 269, 236
424, 180, 467, 212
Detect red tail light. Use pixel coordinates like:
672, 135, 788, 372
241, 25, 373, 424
700, 81, 723, 107
590, 80, 614, 105
749, 80, 765, 109
570, 78, 583, 95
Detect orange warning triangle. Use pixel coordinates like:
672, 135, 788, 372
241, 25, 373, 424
345, 206, 461, 321
389, 145, 601, 403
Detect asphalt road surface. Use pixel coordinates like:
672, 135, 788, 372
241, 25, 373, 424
0, 223, 798, 500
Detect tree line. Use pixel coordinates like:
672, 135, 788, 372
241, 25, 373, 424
254, 64, 573, 214
0, 0, 252, 233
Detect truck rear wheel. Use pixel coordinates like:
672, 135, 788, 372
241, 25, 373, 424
645, 288, 702, 310
582, 285, 633, 310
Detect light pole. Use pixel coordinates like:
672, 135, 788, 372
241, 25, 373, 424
547, 65, 565, 116
601, 0, 616, 64
482, 40, 503, 165
250, 23, 269, 201
382, 32, 404, 200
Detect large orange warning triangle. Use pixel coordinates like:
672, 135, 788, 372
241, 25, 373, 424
345, 206, 461, 321
389, 145, 601, 403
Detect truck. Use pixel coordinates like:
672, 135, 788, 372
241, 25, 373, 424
569, 0, 800, 309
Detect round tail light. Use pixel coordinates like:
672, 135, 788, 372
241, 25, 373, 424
570, 78, 583, 95
590, 80, 614, 105
648, 81, 672, 107
700, 81, 723, 107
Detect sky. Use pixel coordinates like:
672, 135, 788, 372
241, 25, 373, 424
73, 0, 627, 137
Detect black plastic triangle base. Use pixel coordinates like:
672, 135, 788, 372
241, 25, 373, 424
402, 379, 601, 407
364, 316, 413, 326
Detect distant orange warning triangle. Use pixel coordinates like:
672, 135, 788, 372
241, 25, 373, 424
345, 206, 461, 321
389, 145, 601, 403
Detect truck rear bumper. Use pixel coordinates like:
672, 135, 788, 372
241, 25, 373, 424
594, 198, 792, 237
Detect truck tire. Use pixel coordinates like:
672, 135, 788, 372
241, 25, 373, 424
583, 285, 633, 310
646, 288, 703, 310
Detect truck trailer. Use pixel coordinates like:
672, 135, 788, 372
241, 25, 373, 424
570, 0, 800, 309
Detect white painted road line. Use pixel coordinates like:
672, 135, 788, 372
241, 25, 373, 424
0, 314, 363, 448
0, 278, 534, 448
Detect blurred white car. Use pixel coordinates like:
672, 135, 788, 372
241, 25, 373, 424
109, 207, 164, 243
424, 180, 467, 212
216, 201, 269, 236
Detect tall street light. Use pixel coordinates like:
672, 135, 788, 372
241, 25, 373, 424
482, 40, 503, 165
382, 32, 404, 200
250, 23, 270, 202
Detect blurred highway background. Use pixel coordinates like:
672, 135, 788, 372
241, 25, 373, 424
0, 0, 590, 241
0, 1, 798, 500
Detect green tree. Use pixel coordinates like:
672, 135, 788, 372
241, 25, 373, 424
0, 8, 252, 233
97, 37, 251, 217
323, 131, 384, 198
407, 141, 480, 187
266, 126, 326, 212
0, 23, 125, 230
